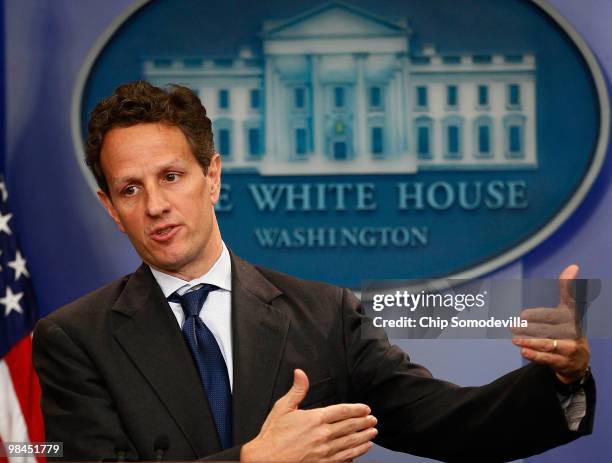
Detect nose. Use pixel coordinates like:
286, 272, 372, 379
145, 185, 171, 217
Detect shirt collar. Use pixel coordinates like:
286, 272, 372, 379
150, 241, 232, 298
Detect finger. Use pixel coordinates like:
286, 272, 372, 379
278, 369, 309, 411
519, 347, 566, 369
514, 338, 589, 370
320, 403, 371, 423
519, 307, 572, 325
511, 322, 558, 338
328, 415, 377, 439
328, 440, 373, 463
559, 264, 579, 307
513, 338, 568, 353
327, 427, 378, 458
511, 322, 578, 339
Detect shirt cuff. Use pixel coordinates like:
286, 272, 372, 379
557, 388, 587, 431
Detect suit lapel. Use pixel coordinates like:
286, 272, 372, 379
230, 253, 290, 444
111, 264, 221, 457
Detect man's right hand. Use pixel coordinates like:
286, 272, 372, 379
240, 369, 377, 462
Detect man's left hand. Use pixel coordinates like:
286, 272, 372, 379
511, 264, 590, 384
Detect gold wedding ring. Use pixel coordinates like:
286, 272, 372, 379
552, 339, 558, 353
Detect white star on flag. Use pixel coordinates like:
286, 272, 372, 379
0, 211, 12, 235
8, 249, 30, 280
1, 286, 24, 317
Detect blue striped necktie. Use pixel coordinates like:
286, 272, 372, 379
168, 284, 233, 449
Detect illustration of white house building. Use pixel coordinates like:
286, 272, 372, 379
143, 1, 537, 175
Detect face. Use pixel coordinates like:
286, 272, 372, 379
98, 123, 222, 280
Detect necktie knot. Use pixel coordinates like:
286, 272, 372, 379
168, 283, 217, 318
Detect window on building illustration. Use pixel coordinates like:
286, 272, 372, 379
334, 87, 345, 108
442, 116, 463, 159
504, 54, 523, 63
415, 116, 433, 159
333, 141, 347, 159
214, 58, 233, 67
447, 126, 460, 156
442, 56, 461, 65
503, 114, 525, 158
417, 126, 430, 157
479, 125, 491, 155
416, 86, 428, 108
248, 128, 261, 156
371, 127, 384, 155
294, 87, 305, 109
250, 89, 261, 109
447, 85, 458, 108
478, 85, 488, 106
153, 58, 172, 68
218, 128, 231, 156
370, 86, 382, 109
509, 126, 522, 155
474, 116, 493, 158
183, 58, 203, 68
295, 128, 307, 155
218, 89, 230, 110
412, 56, 431, 65
473, 55, 492, 64
508, 84, 521, 107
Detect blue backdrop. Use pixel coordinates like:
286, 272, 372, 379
3, 1, 610, 462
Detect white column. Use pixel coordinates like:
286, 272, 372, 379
264, 57, 276, 159
233, 89, 245, 166
394, 70, 405, 157
389, 74, 401, 157
401, 53, 413, 157
397, 57, 408, 156
354, 53, 368, 158
310, 55, 324, 157
273, 68, 284, 159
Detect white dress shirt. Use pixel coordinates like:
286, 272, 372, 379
150, 242, 233, 391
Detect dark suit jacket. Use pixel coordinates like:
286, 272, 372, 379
32, 253, 595, 462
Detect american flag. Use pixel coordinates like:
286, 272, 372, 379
0, 177, 45, 463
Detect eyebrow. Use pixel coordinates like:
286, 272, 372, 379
110, 176, 139, 190
110, 159, 187, 189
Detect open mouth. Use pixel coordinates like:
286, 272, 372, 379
150, 225, 180, 242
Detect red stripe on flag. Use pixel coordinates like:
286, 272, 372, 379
5, 335, 45, 463
0, 434, 7, 463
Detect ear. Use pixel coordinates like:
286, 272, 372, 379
97, 190, 126, 233
207, 153, 222, 205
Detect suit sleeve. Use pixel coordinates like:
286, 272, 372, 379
32, 317, 139, 461
340, 288, 596, 463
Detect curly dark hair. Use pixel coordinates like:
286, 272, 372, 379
86, 80, 215, 196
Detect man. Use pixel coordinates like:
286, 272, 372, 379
33, 81, 594, 462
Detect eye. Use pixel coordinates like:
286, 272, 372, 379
122, 185, 138, 197
164, 172, 180, 182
